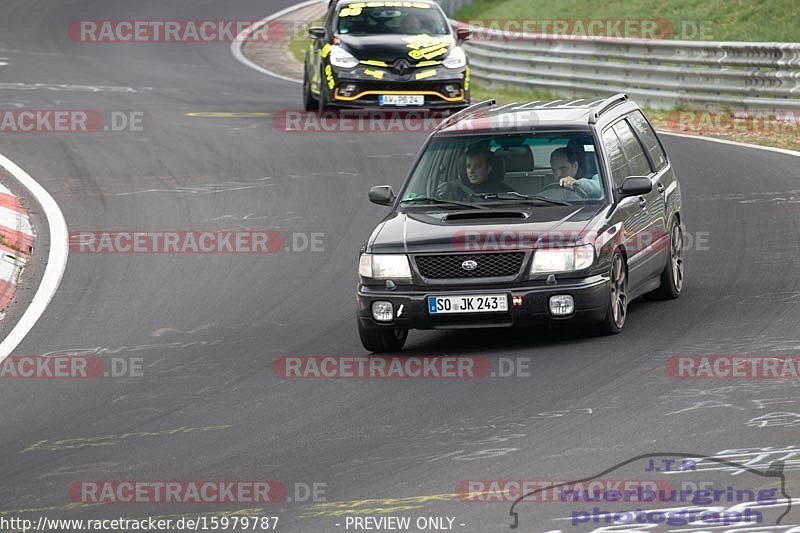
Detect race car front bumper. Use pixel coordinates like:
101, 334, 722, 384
326, 63, 470, 110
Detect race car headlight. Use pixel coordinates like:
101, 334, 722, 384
442, 47, 466, 69
359, 254, 412, 280
330, 46, 359, 69
530, 245, 594, 274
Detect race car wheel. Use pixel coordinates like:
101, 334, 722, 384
358, 320, 408, 353
595, 250, 628, 335
303, 66, 319, 111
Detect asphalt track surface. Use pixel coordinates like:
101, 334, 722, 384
1, 1, 800, 532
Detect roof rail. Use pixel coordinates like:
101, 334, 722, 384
588, 93, 629, 124
435, 99, 496, 132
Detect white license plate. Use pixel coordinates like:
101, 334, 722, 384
428, 294, 508, 315
379, 94, 424, 106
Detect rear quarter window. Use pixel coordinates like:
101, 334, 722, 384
613, 120, 652, 177
601, 127, 630, 188
628, 111, 668, 171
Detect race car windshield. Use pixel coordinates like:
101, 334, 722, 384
337, 6, 450, 35
400, 133, 607, 207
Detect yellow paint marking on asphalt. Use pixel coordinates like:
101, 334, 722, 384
20, 425, 232, 453
301, 493, 459, 518
185, 112, 272, 118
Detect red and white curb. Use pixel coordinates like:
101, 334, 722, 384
0, 153, 68, 361
0, 181, 34, 316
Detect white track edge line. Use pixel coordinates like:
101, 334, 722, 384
658, 130, 800, 158
0, 154, 69, 360
231, 0, 325, 84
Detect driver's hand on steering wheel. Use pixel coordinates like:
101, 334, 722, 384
559, 176, 579, 189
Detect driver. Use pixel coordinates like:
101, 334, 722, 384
401, 12, 426, 34
436, 146, 513, 200
550, 147, 602, 198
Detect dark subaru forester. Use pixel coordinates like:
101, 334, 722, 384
357, 95, 684, 352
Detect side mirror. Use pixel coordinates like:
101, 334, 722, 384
455, 27, 472, 41
307, 26, 326, 39
369, 185, 395, 206
619, 176, 653, 197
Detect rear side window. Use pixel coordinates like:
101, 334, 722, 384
628, 111, 667, 171
601, 127, 630, 188
613, 120, 652, 177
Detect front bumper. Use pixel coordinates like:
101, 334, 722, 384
357, 275, 609, 330
326, 64, 470, 109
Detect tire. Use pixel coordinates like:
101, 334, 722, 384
596, 250, 628, 335
318, 83, 329, 114
302, 65, 319, 112
649, 218, 684, 300
358, 320, 408, 353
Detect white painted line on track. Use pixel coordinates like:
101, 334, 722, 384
658, 130, 800, 158
0, 154, 69, 360
230, 0, 324, 85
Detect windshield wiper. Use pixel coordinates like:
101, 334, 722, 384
471, 192, 571, 206
401, 197, 489, 210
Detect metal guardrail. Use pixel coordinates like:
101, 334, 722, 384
450, 20, 800, 110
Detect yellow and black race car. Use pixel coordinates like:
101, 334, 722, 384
303, 0, 471, 111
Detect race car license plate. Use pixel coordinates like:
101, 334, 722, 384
428, 294, 508, 314
379, 94, 424, 106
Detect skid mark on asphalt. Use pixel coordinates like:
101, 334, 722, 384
40, 340, 225, 357
36, 461, 126, 479
186, 112, 272, 118
0, 82, 152, 93
115, 179, 275, 197
20, 425, 231, 453
301, 493, 458, 518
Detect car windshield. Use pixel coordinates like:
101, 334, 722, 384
337, 5, 450, 35
400, 133, 606, 207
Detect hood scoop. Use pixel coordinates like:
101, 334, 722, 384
443, 210, 528, 222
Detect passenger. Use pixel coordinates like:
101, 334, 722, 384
550, 146, 602, 198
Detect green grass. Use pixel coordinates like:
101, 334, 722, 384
289, 16, 325, 65
289, 24, 314, 64
457, 0, 799, 42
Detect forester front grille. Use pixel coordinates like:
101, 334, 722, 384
415, 252, 525, 280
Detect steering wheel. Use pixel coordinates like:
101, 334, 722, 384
538, 182, 590, 201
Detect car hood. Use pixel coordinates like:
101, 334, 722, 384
337, 33, 454, 64
368, 205, 603, 255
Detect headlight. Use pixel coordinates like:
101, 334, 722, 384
442, 47, 466, 69
330, 46, 359, 69
359, 254, 412, 280
530, 245, 594, 274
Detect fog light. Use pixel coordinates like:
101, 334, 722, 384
443, 84, 460, 97
372, 301, 394, 322
549, 295, 574, 316
340, 83, 358, 97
